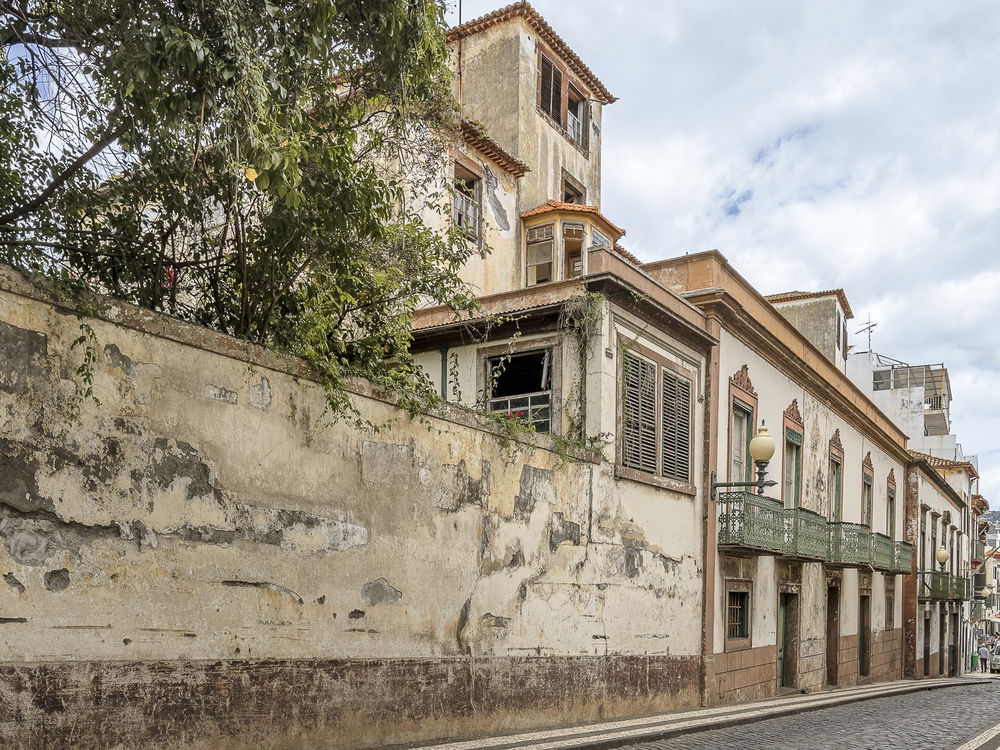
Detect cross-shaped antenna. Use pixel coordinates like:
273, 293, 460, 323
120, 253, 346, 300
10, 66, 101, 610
855, 315, 877, 354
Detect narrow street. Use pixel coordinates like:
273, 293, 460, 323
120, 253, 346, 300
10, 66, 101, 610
619, 682, 1000, 750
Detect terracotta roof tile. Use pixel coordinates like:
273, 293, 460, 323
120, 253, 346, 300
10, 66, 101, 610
460, 120, 530, 178
521, 200, 626, 236
910, 450, 980, 480
764, 289, 854, 319
448, 2, 616, 104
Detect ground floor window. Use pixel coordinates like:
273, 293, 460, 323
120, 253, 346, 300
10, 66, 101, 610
725, 582, 752, 648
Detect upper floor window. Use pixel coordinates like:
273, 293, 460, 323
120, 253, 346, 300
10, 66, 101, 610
567, 86, 588, 147
563, 222, 584, 279
453, 162, 481, 241
540, 55, 562, 124
731, 401, 753, 482
620, 350, 692, 484
486, 349, 552, 433
783, 428, 802, 507
861, 456, 874, 526
526, 224, 554, 285
828, 456, 843, 520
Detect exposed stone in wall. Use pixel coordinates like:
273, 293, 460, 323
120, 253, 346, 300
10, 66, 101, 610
0, 265, 705, 748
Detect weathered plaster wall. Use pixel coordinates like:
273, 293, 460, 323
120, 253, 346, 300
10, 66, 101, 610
0, 267, 703, 748
770, 298, 844, 371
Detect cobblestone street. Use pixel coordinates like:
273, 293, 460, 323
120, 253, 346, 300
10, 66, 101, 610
620, 683, 1000, 750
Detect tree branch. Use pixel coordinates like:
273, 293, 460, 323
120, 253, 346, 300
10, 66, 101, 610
0, 121, 124, 226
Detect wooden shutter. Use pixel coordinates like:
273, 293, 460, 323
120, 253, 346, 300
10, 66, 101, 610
540, 56, 562, 123
621, 353, 657, 473
661, 371, 691, 482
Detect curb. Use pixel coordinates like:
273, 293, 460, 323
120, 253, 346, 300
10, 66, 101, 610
412, 678, 978, 750
568, 679, 976, 750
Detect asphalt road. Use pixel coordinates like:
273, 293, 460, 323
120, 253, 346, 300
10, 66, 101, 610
616, 682, 1000, 750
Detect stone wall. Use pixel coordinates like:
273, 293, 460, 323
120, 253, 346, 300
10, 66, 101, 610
0, 266, 704, 748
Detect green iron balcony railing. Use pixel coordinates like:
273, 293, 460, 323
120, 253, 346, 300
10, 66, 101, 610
975, 541, 986, 561
717, 491, 786, 554
891, 541, 913, 574
973, 601, 985, 620
919, 570, 949, 599
828, 522, 873, 566
872, 533, 894, 571
952, 575, 970, 599
918, 570, 970, 600
785, 507, 829, 560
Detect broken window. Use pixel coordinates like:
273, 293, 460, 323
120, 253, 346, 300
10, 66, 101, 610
563, 221, 584, 279
562, 178, 585, 204
526, 223, 554, 286
567, 86, 587, 147
453, 163, 480, 241
539, 55, 562, 124
591, 228, 610, 247
873, 369, 891, 391
486, 349, 552, 433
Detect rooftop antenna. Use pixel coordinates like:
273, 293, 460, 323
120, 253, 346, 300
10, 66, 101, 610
855, 315, 877, 355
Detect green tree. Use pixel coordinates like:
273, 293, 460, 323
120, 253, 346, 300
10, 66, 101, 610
0, 0, 477, 418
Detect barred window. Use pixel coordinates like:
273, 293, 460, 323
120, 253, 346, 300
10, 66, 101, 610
620, 350, 692, 483
727, 590, 750, 641
886, 593, 895, 629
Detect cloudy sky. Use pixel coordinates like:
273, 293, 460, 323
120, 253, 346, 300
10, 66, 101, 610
446, 0, 1000, 499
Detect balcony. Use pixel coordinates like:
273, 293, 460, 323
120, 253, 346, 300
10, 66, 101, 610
891, 541, 914, 574
717, 491, 786, 555
828, 522, 873, 567
872, 533, 894, 571
918, 570, 970, 600
784, 506, 829, 560
973, 601, 985, 620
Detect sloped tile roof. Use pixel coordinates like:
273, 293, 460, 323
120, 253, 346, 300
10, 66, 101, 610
764, 289, 854, 320
910, 450, 980, 480
448, 2, 616, 104
460, 120, 530, 177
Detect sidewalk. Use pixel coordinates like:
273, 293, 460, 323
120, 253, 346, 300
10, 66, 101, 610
412, 677, 977, 750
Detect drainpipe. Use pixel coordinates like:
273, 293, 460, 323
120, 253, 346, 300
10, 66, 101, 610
439, 347, 449, 400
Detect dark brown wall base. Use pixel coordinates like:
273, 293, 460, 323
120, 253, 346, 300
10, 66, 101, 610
870, 628, 903, 683
837, 634, 859, 687
704, 646, 777, 706
0, 654, 701, 749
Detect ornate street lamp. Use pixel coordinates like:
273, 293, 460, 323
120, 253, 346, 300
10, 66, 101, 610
711, 421, 778, 498
935, 545, 950, 572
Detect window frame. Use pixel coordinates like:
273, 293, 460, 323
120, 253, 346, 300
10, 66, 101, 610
476, 336, 562, 435
616, 339, 695, 492
861, 458, 875, 527
828, 432, 844, 521
525, 222, 555, 286
727, 366, 758, 484
536, 47, 591, 155
782, 428, 803, 508
725, 580, 753, 651
452, 156, 483, 245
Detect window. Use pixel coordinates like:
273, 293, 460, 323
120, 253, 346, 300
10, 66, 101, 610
526, 224, 554, 286
563, 222, 584, 279
886, 591, 895, 630
873, 370, 891, 391
620, 350, 692, 483
486, 349, 552, 433
567, 86, 587, 147
886, 489, 896, 539
725, 583, 752, 648
862, 475, 873, 527
591, 228, 610, 247
453, 163, 480, 241
783, 429, 802, 507
930, 516, 938, 568
540, 55, 562, 124
828, 457, 843, 521
731, 401, 754, 482
562, 177, 585, 204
